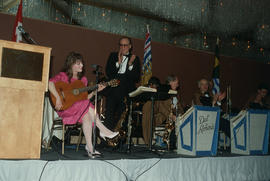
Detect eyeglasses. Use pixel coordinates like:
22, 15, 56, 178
119, 44, 130, 47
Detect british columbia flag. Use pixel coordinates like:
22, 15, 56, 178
141, 25, 152, 85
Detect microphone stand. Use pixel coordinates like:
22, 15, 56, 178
18, 26, 38, 45
92, 66, 101, 157
226, 85, 232, 116
22, 32, 37, 45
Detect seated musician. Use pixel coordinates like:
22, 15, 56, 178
142, 75, 184, 148
244, 83, 269, 110
192, 78, 230, 138
192, 78, 225, 107
48, 52, 119, 157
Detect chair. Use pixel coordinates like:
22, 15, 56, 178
44, 94, 82, 155
47, 116, 83, 155
153, 125, 167, 148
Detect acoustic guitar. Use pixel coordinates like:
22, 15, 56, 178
50, 79, 119, 111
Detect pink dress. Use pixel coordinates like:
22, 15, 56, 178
49, 72, 94, 125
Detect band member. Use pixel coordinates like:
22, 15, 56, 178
146, 76, 161, 89
105, 37, 141, 130
244, 83, 269, 109
142, 75, 184, 147
192, 78, 226, 106
48, 52, 119, 157
192, 78, 230, 138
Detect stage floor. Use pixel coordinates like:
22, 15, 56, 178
1, 144, 270, 181
40, 144, 234, 161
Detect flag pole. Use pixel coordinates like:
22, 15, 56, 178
141, 24, 151, 86
212, 36, 220, 95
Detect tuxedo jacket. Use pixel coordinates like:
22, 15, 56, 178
105, 52, 141, 95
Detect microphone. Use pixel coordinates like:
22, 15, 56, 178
18, 26, 27, 34
17, 26, 37, 45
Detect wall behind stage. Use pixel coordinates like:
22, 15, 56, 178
1, 12, 269, 110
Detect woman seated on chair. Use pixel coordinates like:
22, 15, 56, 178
48, 51, 119, 157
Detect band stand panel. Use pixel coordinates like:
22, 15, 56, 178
231, 111, 249, 155
0, 40, 51, 159
177, 106, 220, 156
231, 109, 270, 155
196, 106, 220, 156
177, 107, 195, 155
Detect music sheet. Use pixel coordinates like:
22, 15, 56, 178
129, 86, 157, 97
129, 86, 177, 97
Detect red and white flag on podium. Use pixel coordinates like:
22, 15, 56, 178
12, 0, 23, 42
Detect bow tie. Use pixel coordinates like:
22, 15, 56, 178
123, 54, 131, 58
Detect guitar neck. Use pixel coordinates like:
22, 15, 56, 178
78, 85, 98, 94
73, 80, 116, 96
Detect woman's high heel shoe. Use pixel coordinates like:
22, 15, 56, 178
100, 132, 119, 141
85, 145, 101, 158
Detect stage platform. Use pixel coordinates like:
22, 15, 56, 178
0, 145, 270, 181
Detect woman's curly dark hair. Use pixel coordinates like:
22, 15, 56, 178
62, 52, 85, 82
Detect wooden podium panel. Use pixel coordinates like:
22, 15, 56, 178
0, 40, 51, 159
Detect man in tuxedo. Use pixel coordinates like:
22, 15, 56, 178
105, 37, 141, 130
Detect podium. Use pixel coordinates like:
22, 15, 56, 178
231, 109, 270, 155
0, 40, 51, 159
176, 106, 220, 156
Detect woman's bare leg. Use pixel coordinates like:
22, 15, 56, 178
82, 111, 93, 152
88, 107, 115, 136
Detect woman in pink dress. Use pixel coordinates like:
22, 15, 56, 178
48, 52, 119, 157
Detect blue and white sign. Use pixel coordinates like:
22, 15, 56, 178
231, 109, 270, 155
176, 106, 220, 156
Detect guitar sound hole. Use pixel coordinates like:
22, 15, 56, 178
73, 89, 79, 95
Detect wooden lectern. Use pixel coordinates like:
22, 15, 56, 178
0, 40, 51, 159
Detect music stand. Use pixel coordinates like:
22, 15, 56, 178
149, 95, 155, 151
128, 87, 156, 152
126, 98, 133, 152
148, 90, 173, 151
129, 86, 177, 152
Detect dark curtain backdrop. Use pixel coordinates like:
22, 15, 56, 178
1, 12, 269, 109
